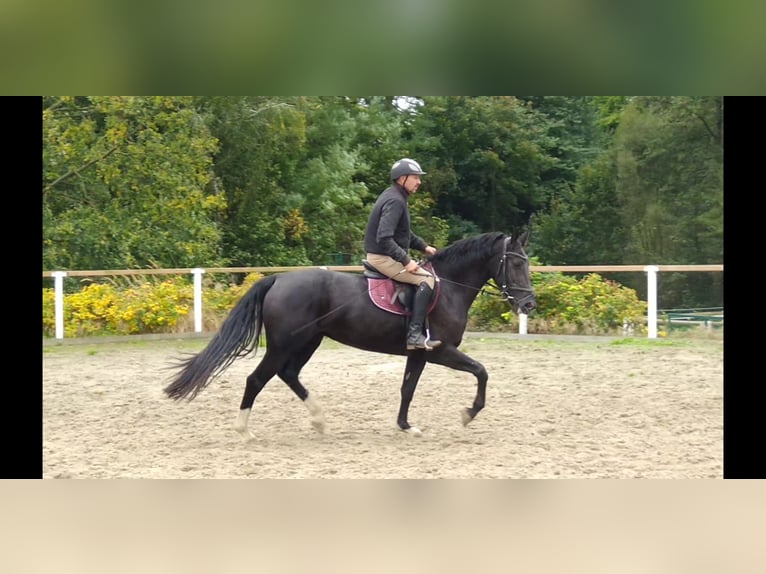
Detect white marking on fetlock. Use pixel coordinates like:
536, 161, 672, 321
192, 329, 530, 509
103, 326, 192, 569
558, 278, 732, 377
404, 427, 422, 436
234, 409, 255, 440
304, 393, 325, 434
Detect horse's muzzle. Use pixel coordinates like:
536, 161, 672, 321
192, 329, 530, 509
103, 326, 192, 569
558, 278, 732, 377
517, 294, 537, 314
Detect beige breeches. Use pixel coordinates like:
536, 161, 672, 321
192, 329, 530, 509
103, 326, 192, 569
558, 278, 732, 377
366, 253, 435, 289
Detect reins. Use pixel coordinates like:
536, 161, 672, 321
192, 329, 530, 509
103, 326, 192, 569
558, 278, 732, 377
290, 234, 533, 336
438, 236, 533, 304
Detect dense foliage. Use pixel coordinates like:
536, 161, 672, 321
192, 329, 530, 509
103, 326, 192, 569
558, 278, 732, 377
43, 96, 723, 308
42, 273, 264, 338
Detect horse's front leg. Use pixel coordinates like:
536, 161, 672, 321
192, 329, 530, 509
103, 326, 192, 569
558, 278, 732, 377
397, 352, 428, 435
426, 346, 488, 426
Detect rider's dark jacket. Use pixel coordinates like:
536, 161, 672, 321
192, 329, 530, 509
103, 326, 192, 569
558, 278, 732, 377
364, 183, 427, 266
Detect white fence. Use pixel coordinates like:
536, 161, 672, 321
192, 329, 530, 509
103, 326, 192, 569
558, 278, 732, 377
44, 264, 723, 340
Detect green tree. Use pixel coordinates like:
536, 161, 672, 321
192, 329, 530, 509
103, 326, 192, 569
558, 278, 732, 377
197, 96, 310, 267
517, 96, 608, 207
200, 96, 427, 267
43, 96, 226, 271
533, 151, 626, 265
291, 97, 441, 263
613, 96, 723, 306
290, 97, 371, 263
411, 96, 552, 241
591, 96, 630, 133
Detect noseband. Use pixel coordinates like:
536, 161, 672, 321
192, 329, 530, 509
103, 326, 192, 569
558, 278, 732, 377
496, 236, 535, 308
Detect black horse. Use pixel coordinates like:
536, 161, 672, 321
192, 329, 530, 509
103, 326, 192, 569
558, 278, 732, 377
164, 231, 536, 438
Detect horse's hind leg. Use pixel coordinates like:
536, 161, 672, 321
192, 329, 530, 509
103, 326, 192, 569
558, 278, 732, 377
234, 350, 286, 441
277, 335, 326, 434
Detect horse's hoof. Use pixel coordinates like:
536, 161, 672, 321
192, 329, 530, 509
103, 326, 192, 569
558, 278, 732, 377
461, 408, 474, 426
404, 426, 422, 436
311, 419, 326, 434
236, 428, 256, 442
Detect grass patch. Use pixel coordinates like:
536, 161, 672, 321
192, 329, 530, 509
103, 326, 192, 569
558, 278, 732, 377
610, 338, 688, 347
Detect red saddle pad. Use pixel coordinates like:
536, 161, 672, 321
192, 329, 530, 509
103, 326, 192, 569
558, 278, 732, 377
366, 264, 440, 316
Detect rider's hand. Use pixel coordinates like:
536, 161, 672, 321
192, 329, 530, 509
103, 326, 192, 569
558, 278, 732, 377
405, 260, 419, 273
425, 245, 437, 256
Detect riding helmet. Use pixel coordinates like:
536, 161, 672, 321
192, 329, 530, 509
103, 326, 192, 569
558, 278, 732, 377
390, 158, 426, 181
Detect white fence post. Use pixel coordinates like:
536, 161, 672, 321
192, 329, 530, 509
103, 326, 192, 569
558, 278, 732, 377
644, 265, 659, 339
519, 313, 528, 335
52, 271, 67, 339
191, 268, 205, 333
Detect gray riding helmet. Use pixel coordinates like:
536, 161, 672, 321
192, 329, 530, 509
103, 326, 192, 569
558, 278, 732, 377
390, 158, 426, 181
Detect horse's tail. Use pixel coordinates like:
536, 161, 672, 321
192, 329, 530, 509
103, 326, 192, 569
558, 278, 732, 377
163, 274, 278, 401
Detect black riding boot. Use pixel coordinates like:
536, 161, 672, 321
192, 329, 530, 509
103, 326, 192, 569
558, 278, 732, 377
406, 284, 442, 350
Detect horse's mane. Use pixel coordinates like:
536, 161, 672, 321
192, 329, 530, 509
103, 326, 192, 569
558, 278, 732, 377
429, 232, 505, 266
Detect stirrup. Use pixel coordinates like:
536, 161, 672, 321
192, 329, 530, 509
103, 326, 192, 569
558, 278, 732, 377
406, 330, 442, 351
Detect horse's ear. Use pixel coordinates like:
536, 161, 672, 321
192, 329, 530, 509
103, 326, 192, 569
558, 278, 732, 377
517, 229, 530, 248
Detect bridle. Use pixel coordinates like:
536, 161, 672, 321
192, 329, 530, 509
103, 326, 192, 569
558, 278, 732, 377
495, 236, 535, 309
412, 235, 535, 310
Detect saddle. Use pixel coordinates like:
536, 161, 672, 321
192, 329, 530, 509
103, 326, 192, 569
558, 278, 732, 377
363, 260, 440, 316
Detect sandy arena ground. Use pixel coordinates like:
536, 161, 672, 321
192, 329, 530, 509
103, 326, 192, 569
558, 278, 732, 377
42, 334, 723, 478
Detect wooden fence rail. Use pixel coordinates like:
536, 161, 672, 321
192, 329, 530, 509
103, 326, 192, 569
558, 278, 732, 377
42, 264, 724, 278
43, 264, 723, 340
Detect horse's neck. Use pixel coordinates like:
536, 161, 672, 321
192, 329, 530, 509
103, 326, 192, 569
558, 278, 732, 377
433, 260, 491, 304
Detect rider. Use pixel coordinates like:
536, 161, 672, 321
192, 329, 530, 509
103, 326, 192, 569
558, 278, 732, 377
364, 158, 441, 350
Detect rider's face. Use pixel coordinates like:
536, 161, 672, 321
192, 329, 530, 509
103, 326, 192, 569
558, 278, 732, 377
400, 174, 422, 194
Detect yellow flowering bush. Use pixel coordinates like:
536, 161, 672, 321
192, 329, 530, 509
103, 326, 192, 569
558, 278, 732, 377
529, 273, 647, 332
42, 288, 57, 335
42, 273, 263, 337
64, 283, 123, 336
202, 272, 262, 314
120, 279, 193, 334
469, 272, 647, 335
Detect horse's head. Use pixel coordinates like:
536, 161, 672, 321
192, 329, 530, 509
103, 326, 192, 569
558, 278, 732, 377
495, 231, 536, 315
